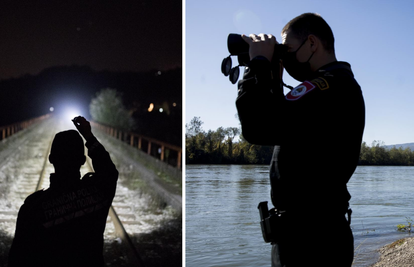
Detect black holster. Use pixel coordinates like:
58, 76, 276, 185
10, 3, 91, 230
258, 201, 286, 243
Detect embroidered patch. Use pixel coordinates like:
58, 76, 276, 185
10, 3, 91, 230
286, 81, 316, 101
311, 77, 329, 90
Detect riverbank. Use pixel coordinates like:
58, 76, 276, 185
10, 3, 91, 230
372, 237, 414, 266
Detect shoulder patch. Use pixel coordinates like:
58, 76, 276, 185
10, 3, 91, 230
311, 77, 330, 90
286, 81, 316, 101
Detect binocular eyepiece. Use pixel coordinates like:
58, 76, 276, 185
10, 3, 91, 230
221, 34, 251, 84
222, 33, 287, 84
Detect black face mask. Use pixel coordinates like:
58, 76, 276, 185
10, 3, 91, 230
282, 38, 315, 82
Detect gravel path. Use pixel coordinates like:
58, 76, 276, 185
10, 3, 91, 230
371, 237, 414, 267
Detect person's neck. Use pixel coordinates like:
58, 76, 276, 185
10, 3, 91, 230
53, 166, 81, 177
50, 170, 81, 188
311, 53, 337, 72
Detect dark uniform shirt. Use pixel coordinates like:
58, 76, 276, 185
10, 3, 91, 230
8, 136, 118, 267
236, 57, 365, 215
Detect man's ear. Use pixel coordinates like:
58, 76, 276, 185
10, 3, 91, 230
308, 34, 318, 52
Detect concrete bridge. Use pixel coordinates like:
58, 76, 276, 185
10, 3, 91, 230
0, 115, 182, 267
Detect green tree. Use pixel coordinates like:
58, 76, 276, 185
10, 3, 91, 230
403, 147, 413, 165
89, 88, 135, 131
371, 140, 388, 164
359, 141, 372, 164
185, 117, 206, 163
225, 127, 240, 159
389, 147, 404, 165
213, 127, 226, 153
358, 141, 414, 166
185, 118, 414, 166
186, 116, 203, 138
204, 130, 215, 154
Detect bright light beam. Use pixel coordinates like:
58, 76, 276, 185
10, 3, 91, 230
62, 106, 82, 121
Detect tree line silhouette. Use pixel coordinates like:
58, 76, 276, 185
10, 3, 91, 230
0, 66, 181, 146
186, 117, 414, 166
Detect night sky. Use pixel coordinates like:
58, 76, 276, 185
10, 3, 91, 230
0, 0, 182, 79
0, 0, 182, 145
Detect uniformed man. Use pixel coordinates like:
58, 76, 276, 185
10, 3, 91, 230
8, 116, 118, 267
236, 13, 365, 266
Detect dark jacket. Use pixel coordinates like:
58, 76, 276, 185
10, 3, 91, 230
8, 136, 118, 267
236, 57, 365, 214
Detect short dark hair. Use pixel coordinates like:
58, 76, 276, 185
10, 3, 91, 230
282, 13, 335, 53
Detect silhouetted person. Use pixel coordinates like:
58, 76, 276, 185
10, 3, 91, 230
236, 13, 365, 266
8, 116, 118, 267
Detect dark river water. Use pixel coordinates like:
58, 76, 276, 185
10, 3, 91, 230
186, 165, 414, 267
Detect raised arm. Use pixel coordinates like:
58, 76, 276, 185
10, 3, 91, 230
236, 56, 287, 146
72, 116, 118, 180
235, 34, 288, 146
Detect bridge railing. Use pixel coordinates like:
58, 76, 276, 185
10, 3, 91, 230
90, 121, 182, 170
0, 114, 51, 141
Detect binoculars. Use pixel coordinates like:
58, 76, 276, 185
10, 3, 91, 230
221, 33, 287, 84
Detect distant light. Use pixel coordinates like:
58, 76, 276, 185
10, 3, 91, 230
159, 108, 163, 113
50, 107, 54, 112
172, 102, 177, 107
157, 70, 162, 75
148, 103, 154, 112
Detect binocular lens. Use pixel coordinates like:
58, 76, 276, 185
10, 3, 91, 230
221, 56, 232, 76
229, 67, 239, 84
221, 53, 241, 84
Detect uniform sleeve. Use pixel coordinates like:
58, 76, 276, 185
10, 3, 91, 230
85, 136, 118, 184
235, 56, 287, 145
